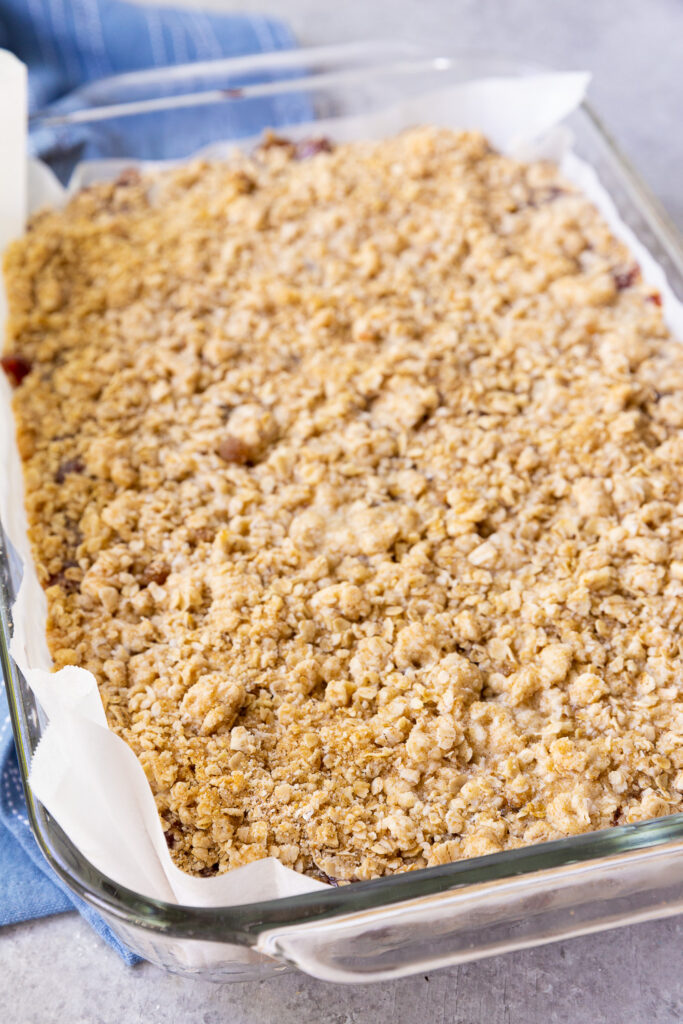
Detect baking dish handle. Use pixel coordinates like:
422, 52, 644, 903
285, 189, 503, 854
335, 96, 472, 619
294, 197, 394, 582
256, 842, 683, 982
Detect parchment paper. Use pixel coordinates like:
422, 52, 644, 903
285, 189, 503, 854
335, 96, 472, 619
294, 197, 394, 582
2, 54, 683, 912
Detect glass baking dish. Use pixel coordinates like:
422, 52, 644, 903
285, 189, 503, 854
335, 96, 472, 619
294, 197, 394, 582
4, 44, 683, 983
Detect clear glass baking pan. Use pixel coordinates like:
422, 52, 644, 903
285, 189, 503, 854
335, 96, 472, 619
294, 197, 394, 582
4, 43, 683, 983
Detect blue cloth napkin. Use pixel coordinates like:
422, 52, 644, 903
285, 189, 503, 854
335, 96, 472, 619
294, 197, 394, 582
0, 703, 139, 963
1, 0, 311, 182
0, 0, 310, 962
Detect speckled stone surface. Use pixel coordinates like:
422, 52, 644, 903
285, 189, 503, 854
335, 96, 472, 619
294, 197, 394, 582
2, 0, 682, 1020
1, 914, 681, 1023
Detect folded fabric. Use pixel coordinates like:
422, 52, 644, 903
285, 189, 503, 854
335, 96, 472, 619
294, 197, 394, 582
0, 712, 140, 963
0, 0, 309, 963
0, 0, 312, 180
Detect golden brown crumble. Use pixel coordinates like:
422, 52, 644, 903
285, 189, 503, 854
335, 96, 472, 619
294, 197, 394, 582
4, 127, 683, 881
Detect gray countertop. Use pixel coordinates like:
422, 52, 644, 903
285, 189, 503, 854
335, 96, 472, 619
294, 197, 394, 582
1, 913, 681, 1023
3, 0, 682, 1020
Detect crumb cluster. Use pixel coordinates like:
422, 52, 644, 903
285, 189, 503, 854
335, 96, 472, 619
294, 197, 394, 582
5, 127, 683, 881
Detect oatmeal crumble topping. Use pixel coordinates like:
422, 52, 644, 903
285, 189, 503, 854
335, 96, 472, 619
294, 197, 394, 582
4, 127, 683, 881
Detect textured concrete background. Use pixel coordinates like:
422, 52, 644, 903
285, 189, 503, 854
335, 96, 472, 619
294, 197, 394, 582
3, 0, 683, 1021
1, 913, 682, 1023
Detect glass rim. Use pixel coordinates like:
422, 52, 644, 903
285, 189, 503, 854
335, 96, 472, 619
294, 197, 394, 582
28, 45, 549, 129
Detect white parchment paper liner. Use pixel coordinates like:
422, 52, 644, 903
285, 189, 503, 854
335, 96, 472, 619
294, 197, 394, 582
2, 54, 683, 914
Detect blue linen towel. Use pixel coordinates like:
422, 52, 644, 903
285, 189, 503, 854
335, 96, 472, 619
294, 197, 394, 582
0, 0, 310, 962
1, 0, 310, 182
